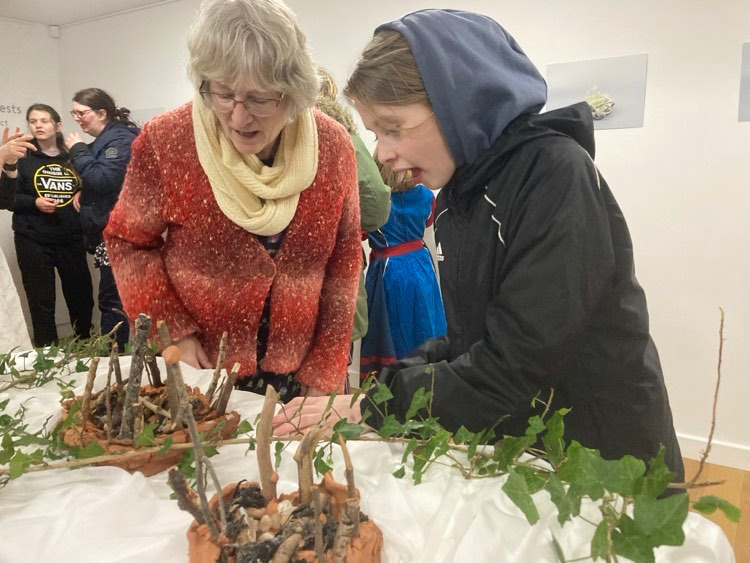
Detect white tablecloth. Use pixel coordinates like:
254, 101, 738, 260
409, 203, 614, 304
0, 357, 735, 562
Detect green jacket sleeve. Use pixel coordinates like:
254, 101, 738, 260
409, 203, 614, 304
351, 133, 391, 232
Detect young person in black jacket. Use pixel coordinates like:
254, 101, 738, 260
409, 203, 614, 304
66, 88, 139, 349
274, 10, 684, 482
1, 105, 93, 347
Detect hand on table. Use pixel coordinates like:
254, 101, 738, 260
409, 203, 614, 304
173, 334, 213, 369
35, 197, 58, 214
272, 394, 364, 436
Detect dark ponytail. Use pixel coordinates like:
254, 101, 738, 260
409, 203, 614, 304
25, 103, 68, 157
72, 88, 138, 128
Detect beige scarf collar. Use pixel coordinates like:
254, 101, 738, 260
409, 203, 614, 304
192, 94, 318, 236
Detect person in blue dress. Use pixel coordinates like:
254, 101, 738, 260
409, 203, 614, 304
360, 165, 446, 381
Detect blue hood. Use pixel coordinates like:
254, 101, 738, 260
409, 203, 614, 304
377, 9, 548, 168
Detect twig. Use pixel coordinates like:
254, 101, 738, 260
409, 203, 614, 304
540, 388, 555, 421
312, 487, 327, 563
118, 314, 151, 439
257, 385, 279, 502
338, 436, 359, 538
166, 347, 225, 542
294, 424, 326, 506
156, 321, 182, 429
689, 308, 725, 487
332, 497, 357, 563
79, 357, 100, 424
146, 353, 162, 387
167, 467, 205, 524
111, 343, 122, 385
206, 331, 227, 401
105, 355, 113, 441
140, 396, 171, 419
214, 363, 239, 416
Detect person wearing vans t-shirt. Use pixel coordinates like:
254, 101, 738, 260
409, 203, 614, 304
2, 104, 93, 347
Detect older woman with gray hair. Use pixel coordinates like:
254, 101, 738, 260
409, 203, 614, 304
104, 0, 361, 400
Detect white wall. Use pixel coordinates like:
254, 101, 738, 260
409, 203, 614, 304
0, 18, 70, 339
13, 0, 750, 468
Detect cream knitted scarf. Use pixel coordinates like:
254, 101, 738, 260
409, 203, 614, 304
192, 95, 318, 236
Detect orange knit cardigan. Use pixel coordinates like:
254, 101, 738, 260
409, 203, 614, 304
104, 103, 361, 392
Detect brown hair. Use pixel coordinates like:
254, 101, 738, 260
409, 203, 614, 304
315, 67, 357, 134
344, 30, 430, 107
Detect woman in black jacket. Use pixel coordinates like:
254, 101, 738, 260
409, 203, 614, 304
2, 105, 93, 346
274, 9, 684, 481
66, 88, 139, 348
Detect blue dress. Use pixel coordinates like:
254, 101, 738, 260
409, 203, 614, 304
360, 186, 447, 381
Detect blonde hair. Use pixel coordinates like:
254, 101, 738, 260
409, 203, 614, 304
187, 0, 319, 117
377, 157, 414, 193
344, 30, 430, 107
315, 68, 357, 134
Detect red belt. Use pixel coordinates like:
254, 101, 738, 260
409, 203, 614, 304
370, 239, 425, 261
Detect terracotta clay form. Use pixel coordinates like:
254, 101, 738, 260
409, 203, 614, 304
170, 386, 383, 562
59, 315, 241, 476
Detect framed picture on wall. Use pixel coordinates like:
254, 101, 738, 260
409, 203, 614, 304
739, 43, 750, 122
545, 54, 649, 130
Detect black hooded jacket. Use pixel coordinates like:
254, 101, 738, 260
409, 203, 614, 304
364, 103, 683, 479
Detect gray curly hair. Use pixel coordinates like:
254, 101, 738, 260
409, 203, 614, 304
187, 0, 319, 117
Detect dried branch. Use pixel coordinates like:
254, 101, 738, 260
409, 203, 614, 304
272, 532, 303, 563
338, 436, 359, 538
105, 356, 113, 441
110, 342, 122, 385
206, 331, 228, 401
118, 314, 151, 439
157, 321, 182, 428
145, 353, 162, 387
257, 385, 279, 502
140, 396, 171, 419
332, 497, 358, 563
214, 362, 239, 416
167, 468, 205, 524
79, 357, 99, 424
294, 424, 326, 506
689, 308, 725, 487
312, 487, 327, 563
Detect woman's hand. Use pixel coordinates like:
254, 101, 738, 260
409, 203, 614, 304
65, 132, 83, 150
272, 394, 364, 436
0, 128, 35, 166
300, 384, 330, 397
35, 197, 58, 214
173, 334, 213, 370
72, 191, 81, 212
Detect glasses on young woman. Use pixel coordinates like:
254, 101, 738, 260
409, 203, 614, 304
199, 82, 284, 117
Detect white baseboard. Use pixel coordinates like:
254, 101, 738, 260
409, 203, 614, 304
677, 432, 750, 471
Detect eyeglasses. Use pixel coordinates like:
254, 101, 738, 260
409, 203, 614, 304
70, 109, 94, 119
199, 82, 284, 117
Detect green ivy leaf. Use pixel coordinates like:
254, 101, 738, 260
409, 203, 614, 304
692, 495, 741, 523
76, 442, 105, 459
134, 423, 157, 448
179, 449, 196, 479
541, 408, 569, 468
494, 435, 535, 471
514, 465, 547, 494
8, 458, 26, 479
157, 437, 174, 457
612, 515, 656, 563
371, 384, 393, 405
544, 474, 581, 525
332, 419, 365, 441
590, 520, 610, 560
236, 419, 253, 435
559, 442, 645, 499
633, 493, 688, 546
550, 534, 567, 563
453, 425, 474, 445
392, 465, 406, 479
502, 467, 540, 524
274, 441, 284, 469
378, 415, 403, 438
74, 360, 89, 373
405, 388, 431, 420
313, 448, 332, 477
635, 447, 675, 497
401, 438, 418, 464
